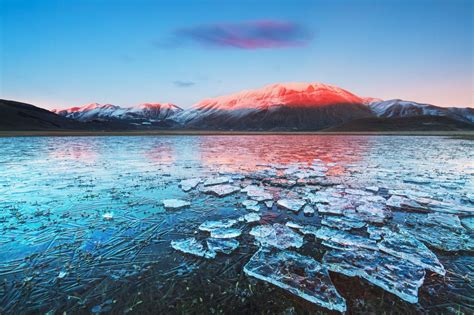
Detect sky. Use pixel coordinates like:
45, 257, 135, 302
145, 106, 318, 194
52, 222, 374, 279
0, 0, 472, 109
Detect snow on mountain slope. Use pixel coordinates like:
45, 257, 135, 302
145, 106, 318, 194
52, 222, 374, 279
368, 99, 474, 124
176, 82, 374, 130
53, 103, 183, 122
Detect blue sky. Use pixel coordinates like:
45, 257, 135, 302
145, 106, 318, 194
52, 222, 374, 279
1, 0, 472, 109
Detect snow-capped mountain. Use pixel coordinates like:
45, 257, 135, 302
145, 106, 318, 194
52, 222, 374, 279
368, 99, 474, 124
176, 82, 374, 130
46, 82, 473, 131
53, 103, 183, 123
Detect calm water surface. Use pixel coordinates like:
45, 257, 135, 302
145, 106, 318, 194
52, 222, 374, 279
0, 135, 472, 314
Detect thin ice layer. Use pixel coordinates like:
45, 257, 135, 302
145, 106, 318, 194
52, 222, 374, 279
244, 248, 347, 312
323, 248, 425, 304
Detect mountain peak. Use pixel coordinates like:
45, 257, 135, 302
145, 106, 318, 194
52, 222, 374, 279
193, 82, 366, 111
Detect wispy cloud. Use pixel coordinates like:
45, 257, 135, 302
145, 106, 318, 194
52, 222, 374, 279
173, 80, 196, 87
166, 20, 313, 50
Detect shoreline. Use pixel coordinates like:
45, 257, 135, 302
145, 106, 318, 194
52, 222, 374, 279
0, 130, 473, 138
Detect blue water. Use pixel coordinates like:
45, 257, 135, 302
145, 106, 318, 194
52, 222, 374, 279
0, 135, 472, 314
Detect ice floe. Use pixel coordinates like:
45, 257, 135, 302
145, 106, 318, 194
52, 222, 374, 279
276, 199, 306, 212
244, 248, 347, 312
250, 224, 303, 249
162, 199, 191, 210
171, 238, 216, 259
201, 184, 240, 197
323, 248, 425, 304
179, 178, 201, 192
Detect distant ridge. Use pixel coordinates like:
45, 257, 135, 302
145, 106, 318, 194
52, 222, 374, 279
2, 81, 473, 131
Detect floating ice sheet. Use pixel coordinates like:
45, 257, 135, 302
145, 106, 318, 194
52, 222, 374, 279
250, 224, 303, 249
199, 219, 237, 232
321, 215, 366, 231
242, 213, 261, 223
276, 199, 306, 213
242, 185, 273, 201
303, 205, 315, 215
210, 228, 242, 239
315, 227, 378, 250
244, 248, 347, 312
162, 199, 191, 210
179, 178, 201, 192
323, 248, 426, 304
201, 184, 240, 197
171, 238, 216, 259
203, 176, 231, 186
372, 227, 445, 275
403, 213, 473, 252
206, 238, 239, 254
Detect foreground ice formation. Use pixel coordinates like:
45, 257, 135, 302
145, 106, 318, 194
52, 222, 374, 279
242, 185, 273, 201
244, 248, 347, 312
323, 248, 426, 304
162, 199, 191, 210
171, 238, 216, 259
250, 224, 303, 249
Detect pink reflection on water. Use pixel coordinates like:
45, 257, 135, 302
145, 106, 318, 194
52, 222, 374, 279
197, 135, 370, 173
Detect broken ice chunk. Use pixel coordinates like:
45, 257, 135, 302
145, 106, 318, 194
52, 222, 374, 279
303, 205, 315, 216
203, 176, 231, 186
315, 227, 378, 250
366, 186, 380, 193
403, 213, 473, 252
179, 178, 201, 192
250, 224, 303, 249
387, 195, 424, 211
163, 199, 191, 210
201, 184, 240, 197
244, 248, 346, 312
323, 248, 425, 304
171, 238, 216, 259
345, 188, 373, 196
373, 227, 445, 275
242, 199, 260, 212
343, 203, 389, 224
199, 219, 237, 232
210, 228, 242, 239
206, 238, 239, 254
300, 225, 319, 237
321, 216, 366, 231
242, 185, 273, 201
277, 199, 306, 213
242, 213, 261, 223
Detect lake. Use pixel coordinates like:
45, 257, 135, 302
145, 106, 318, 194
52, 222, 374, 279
0, 135, 472, 314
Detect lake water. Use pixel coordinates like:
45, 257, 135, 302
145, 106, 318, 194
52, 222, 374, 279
0, 135, 472, 314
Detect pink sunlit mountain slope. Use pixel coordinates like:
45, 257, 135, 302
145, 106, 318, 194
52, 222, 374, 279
176, 82, 375, 130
